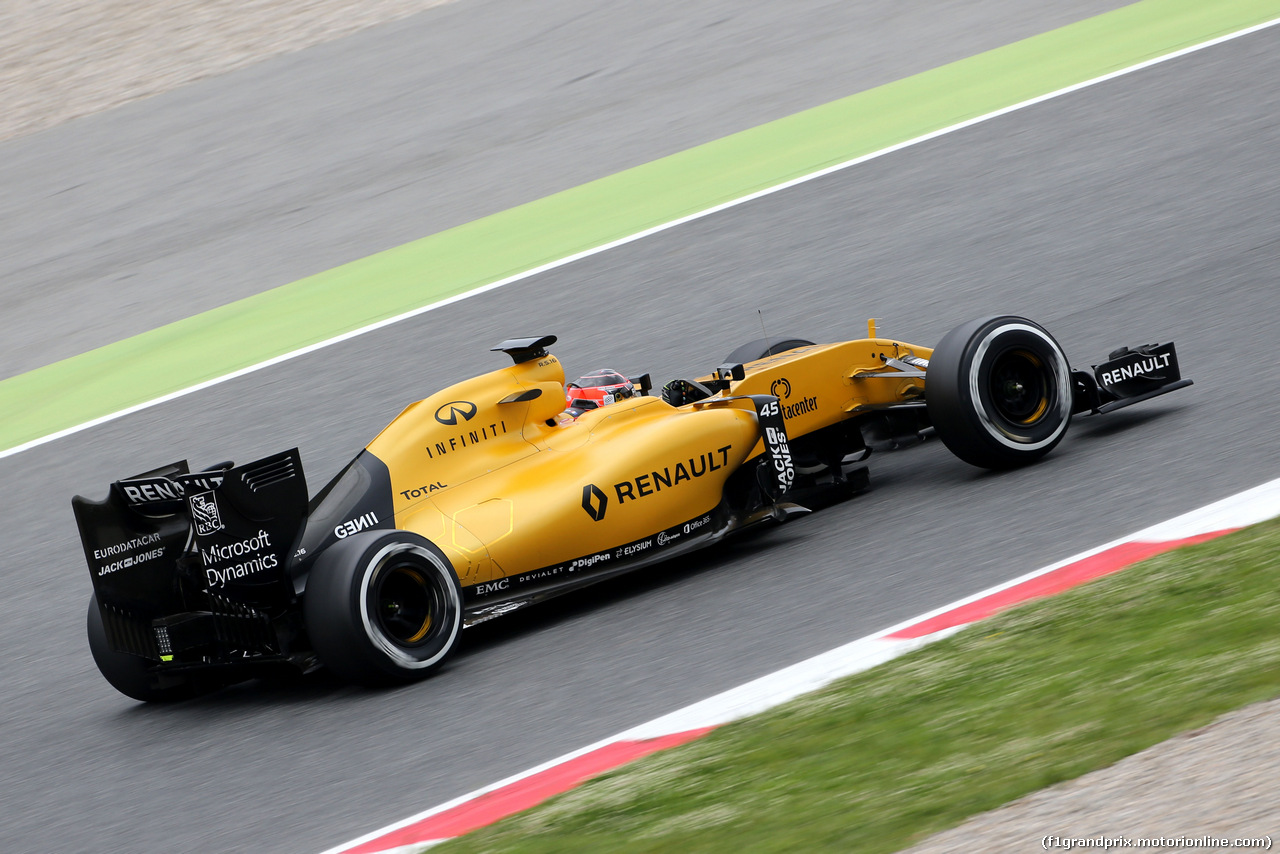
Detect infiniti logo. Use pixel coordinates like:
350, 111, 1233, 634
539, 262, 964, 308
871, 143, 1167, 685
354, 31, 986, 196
434, 400, 478, 425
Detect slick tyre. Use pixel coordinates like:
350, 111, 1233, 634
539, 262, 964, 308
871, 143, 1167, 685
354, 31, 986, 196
87, 594, 214, 702
926, 315, 1073, 469
304, 531, 463, 686
723, 337, 815, 364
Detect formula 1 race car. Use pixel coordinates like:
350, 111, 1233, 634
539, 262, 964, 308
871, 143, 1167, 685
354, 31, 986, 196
74, 316, 1191, 701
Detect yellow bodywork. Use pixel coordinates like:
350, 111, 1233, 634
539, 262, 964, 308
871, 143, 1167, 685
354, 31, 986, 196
363, 334, 932, 590
707, 339, 934, 450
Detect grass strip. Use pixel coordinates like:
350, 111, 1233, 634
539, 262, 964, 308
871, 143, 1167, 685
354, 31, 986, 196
4, 0, 1280, 454
439, 518, 1280, 853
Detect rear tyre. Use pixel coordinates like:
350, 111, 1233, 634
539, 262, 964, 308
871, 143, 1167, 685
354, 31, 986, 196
304, 531, 463, 686
723, 337, 815, 365
87, 594, 212, 702
926, 315, 1073, 469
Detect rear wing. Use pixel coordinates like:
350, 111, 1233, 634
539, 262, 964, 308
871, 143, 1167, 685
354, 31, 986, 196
72, 449, 309, 661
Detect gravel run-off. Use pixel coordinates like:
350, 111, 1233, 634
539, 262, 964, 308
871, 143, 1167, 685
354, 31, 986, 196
0, 0, 454, 142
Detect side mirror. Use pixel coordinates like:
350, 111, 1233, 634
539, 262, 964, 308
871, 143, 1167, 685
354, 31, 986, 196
713, 363, 746, 382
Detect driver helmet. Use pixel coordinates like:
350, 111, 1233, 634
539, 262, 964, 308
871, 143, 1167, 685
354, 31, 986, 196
565, 369, 634, 415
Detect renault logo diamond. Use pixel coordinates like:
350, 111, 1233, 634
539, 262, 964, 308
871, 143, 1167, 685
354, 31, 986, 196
581, 484, 608, 521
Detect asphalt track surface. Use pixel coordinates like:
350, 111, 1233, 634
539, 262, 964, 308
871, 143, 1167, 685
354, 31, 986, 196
0, 0, 1126, 379
2, 13, 1279, 854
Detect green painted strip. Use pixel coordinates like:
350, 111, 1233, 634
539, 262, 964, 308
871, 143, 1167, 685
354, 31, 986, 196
4, 0, 1278, 455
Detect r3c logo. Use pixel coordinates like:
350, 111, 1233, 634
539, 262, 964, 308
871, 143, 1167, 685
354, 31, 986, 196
434, 400, 478, 425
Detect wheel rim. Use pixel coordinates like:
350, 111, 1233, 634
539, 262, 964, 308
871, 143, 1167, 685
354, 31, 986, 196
373, 563, 440, 645
351, 542, 462, 671
988, 348, 1051, 426
370, 558, 445, 649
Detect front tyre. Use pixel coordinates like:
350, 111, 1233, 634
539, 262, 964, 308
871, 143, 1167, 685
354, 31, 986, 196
304, 531, 463, 686
926, 315, 1073, 469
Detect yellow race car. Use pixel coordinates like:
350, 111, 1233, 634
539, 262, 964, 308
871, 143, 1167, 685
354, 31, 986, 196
73, 316, 1189, 700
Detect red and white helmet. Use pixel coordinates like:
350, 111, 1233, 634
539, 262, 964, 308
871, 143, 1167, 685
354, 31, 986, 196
565, 369, 634, 416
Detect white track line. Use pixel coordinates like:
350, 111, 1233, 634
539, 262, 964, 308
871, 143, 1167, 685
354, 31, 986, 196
6, 14, 1279, 464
